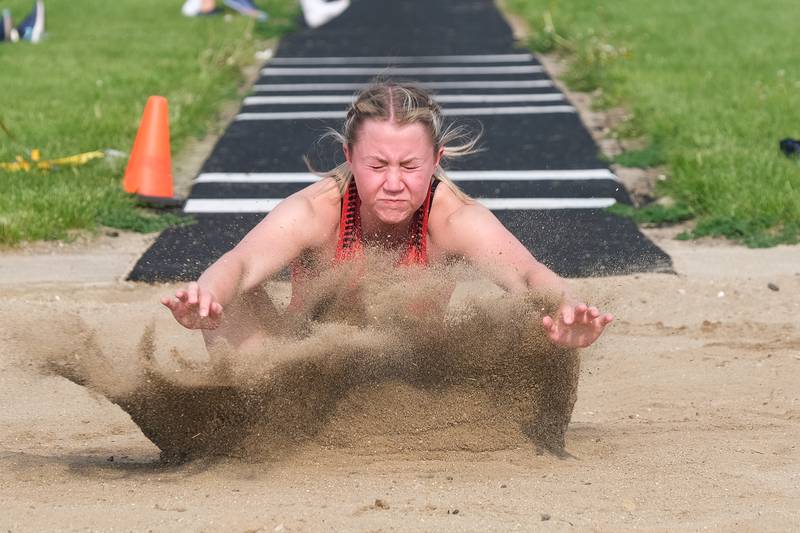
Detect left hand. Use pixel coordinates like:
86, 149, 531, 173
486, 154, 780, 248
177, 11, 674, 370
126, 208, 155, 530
542, 302, 614, 348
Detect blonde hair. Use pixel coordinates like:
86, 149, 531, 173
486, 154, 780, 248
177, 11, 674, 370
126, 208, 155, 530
309, 81, 481, 201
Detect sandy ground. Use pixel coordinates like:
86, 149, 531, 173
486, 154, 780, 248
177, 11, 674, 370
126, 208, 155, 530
2, 17, 797, 527
1, 227, 799, 532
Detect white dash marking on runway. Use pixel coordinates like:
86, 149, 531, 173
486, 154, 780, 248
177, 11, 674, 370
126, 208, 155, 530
253, 80, 554, 92
193, 169, 619, 184
184, 199, 283, 213
260, 66, 544, 76
268, 54, 535, 65
477, 198, 616, 210
243, 93, 565, 105
183, 197, 617, 214
235, 106, 575, 121
443, 106, 575, 116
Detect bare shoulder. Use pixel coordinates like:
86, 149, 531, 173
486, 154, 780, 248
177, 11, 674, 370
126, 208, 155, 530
293, 177, 342, 222
429, 181, 495, 232
428, 181, 511, 256
240, 178, 341, 250
283, 177, 340, 221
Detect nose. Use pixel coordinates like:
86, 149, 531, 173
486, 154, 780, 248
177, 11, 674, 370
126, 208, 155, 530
382, 167, 404, 193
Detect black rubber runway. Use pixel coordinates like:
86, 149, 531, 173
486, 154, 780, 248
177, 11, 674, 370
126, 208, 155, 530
129, 0, 672, 282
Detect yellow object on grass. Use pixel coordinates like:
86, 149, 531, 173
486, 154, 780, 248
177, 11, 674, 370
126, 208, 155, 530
0, 149, 105, 172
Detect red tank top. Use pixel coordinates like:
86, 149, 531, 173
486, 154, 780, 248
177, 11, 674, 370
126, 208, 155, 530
335, 178, 439, 265
288, 178, 440, 312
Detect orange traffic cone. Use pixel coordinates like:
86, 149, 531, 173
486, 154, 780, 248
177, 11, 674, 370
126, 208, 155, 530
123, 96, 181, 206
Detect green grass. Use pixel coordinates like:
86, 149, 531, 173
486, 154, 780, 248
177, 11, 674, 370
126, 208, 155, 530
612, 142, 665, 169
506, 0, 800, 246
0, 0, 298, 245
608, 202, 694, 226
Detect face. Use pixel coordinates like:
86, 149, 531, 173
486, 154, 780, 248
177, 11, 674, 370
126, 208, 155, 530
344, 119, 443, 232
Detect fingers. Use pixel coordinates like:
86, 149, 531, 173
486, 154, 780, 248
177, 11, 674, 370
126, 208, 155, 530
564, 303, 596, 325
588, 311, 613, 328
161, 295, 184, 310
542, 315, 562, 344
187, 282, 199, 305
172, 283, 207, 309
561, 305, 575, 325
198, 290, 212, 318
574, 303, 588, 324
198, 293, 223, 319
547, 301, 615, 348
570, 303, 606, 324
163, 282, 224, 330
575, 304, 599, 320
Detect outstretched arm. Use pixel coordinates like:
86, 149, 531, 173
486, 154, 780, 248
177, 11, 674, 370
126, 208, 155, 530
436, 202, 613, 348
162, 189, 331, 330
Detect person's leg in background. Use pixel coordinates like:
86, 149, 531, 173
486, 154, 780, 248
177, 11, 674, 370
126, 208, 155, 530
1, 8, 18, 43
222, 0, 268, 21
182, 0, 268, 21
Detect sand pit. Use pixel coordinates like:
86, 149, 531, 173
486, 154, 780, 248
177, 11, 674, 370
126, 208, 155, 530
29, 260, 579, 462
1, 231, 799, 530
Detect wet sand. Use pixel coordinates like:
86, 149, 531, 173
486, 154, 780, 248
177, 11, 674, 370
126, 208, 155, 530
1, 231, 799, 531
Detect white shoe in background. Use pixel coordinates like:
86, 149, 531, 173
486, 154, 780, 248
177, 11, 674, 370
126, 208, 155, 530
300, 0, 350, 29
181, 0, 203, 17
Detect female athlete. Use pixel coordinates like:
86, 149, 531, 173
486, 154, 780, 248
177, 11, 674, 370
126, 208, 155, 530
162, 82, 614, 350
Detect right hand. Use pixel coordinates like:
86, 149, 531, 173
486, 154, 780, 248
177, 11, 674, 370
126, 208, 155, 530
160, 282, 224, 329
